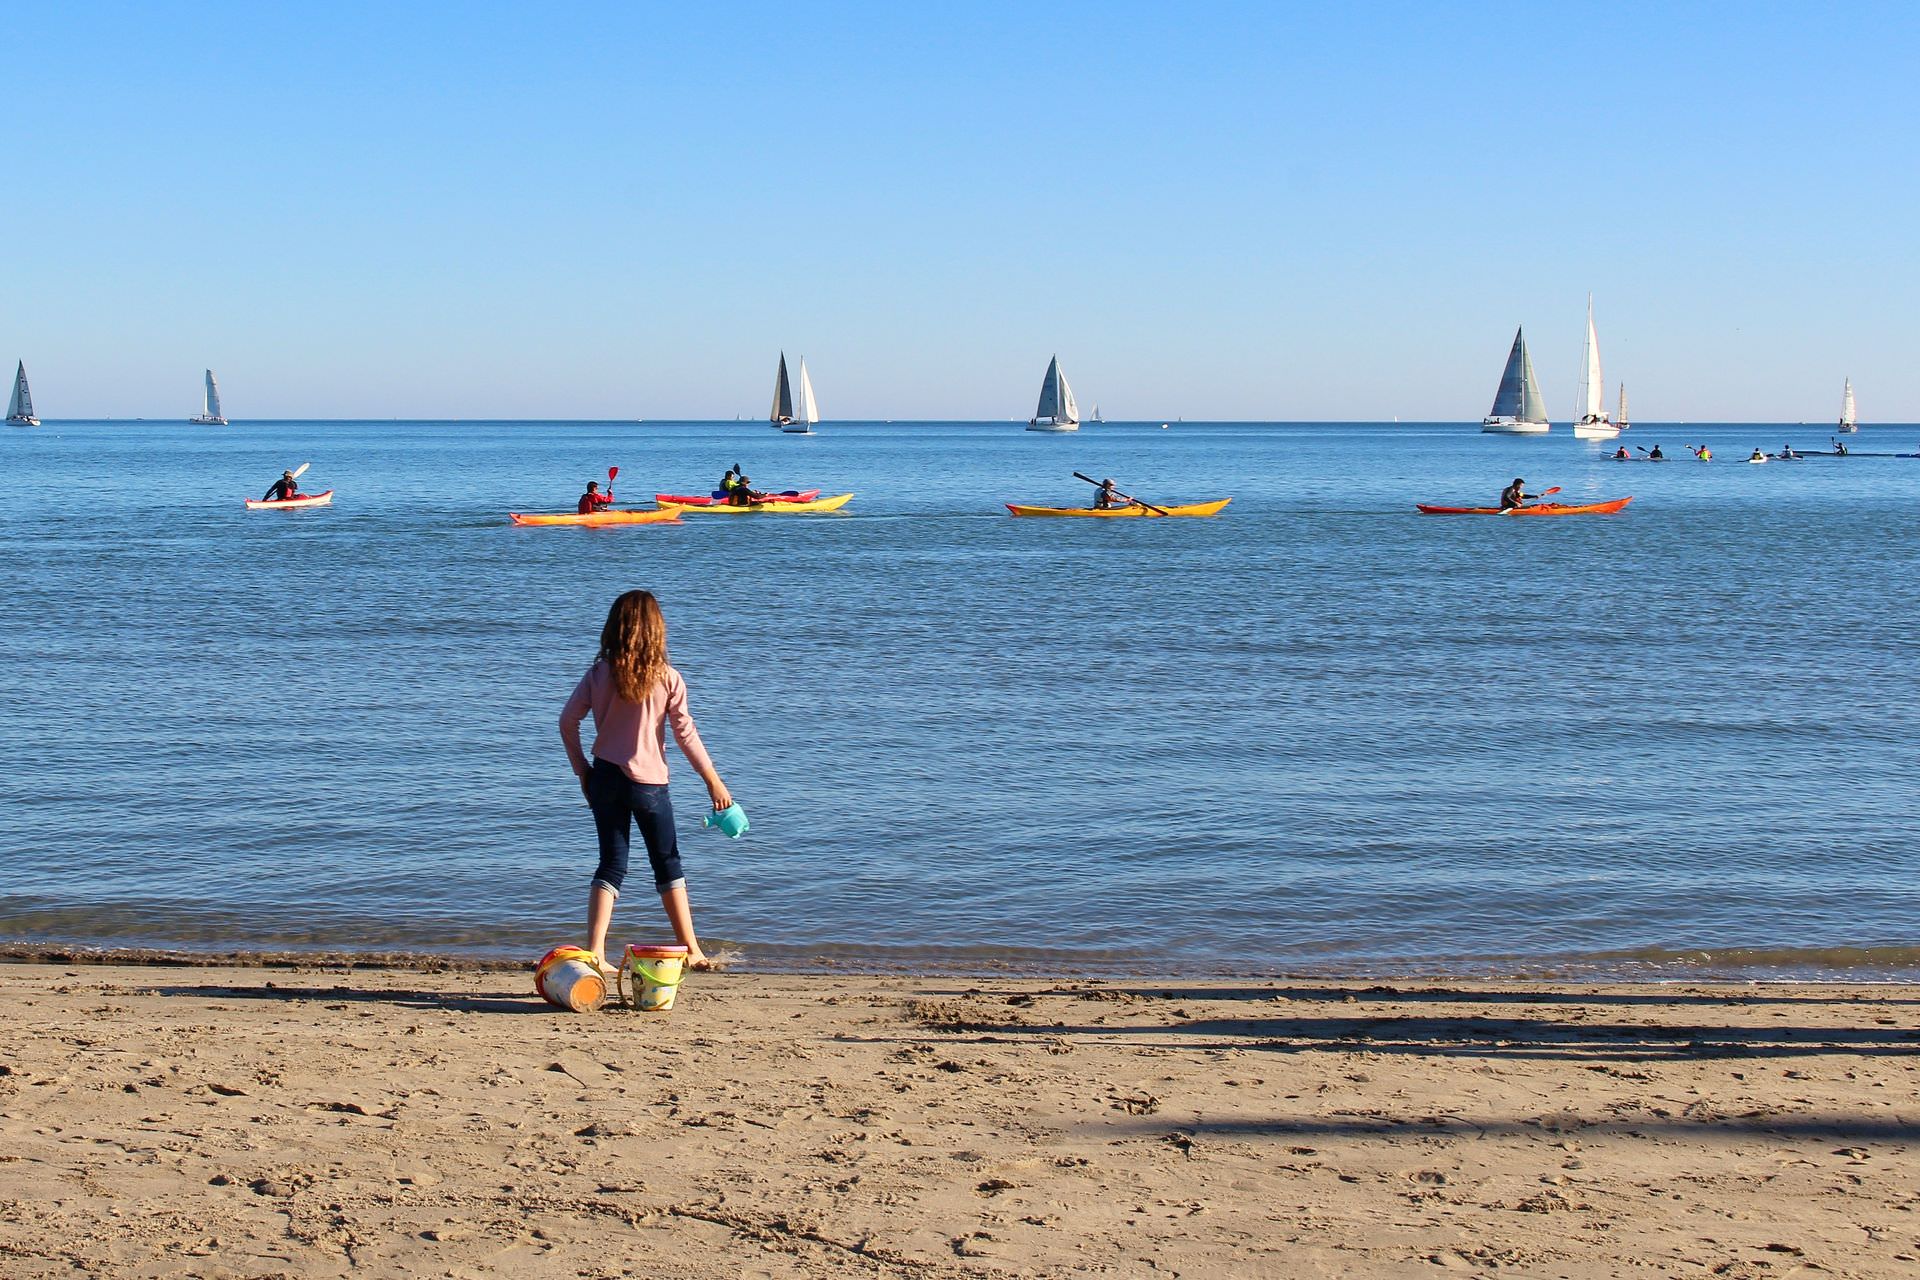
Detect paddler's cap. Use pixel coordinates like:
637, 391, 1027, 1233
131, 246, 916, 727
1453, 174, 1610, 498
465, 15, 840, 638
282, 470, 294, 478
1512, 477, 1524, 485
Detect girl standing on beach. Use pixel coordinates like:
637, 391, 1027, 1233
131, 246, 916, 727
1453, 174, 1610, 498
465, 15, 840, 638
560, 589, 732, 971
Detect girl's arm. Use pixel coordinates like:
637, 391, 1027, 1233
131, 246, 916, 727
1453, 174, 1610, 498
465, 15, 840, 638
559, 669, 594, 787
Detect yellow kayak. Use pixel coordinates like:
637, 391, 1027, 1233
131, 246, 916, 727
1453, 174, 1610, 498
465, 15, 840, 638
509, 508, 682, 527
1005, 498, 1231, 518
658, 492, 854, 514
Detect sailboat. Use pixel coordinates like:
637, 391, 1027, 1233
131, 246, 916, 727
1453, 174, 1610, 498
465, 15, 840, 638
1571, 295, 1619, 439
1026, 355, 1079, 432
1480, 328, 1550, 434
1090, 404, 1103, 423
768, 352, 816, 430
189, 369, 228, 425
1618, 384, 1629, 430
7, 361, 38, 426
781, 358, 819, 434
1838, 378, 1857, 433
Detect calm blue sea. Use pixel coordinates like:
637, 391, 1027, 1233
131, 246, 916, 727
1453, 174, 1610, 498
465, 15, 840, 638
3, 419, 1918, 979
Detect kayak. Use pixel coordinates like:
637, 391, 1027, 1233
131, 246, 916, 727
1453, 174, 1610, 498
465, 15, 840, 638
509, 508, 682, 527
654, 488, 822, 507
244, 490, 333, 510
1416, 497, 1633, 516
657, 493, 853, 514
1005, 498, 1232, 518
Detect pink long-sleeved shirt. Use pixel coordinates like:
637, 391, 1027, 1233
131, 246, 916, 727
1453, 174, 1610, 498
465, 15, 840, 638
559, 659, 715, 786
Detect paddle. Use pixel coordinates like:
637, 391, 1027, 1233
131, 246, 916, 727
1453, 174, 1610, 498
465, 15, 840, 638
608, 464, 618, 503
1072, 471, 1172, 516
289, 462, 310, 481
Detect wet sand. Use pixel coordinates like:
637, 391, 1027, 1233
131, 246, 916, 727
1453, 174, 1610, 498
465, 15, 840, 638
2, 961, 1918, 1277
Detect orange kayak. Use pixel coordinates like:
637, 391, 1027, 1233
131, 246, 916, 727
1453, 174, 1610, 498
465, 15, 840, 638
1416, 497, 1633, 516
509, 508, 682, 527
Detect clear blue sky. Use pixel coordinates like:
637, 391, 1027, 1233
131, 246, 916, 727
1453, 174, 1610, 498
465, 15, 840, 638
5, 2, 1916, 421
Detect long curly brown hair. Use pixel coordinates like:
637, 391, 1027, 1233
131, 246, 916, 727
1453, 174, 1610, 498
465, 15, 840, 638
598, 590, 669, 703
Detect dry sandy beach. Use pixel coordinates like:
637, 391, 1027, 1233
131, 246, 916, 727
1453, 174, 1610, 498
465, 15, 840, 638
2, 960, 1917, 1278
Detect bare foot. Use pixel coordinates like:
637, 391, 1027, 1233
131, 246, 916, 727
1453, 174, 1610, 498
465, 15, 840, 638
687, 949, 717, 972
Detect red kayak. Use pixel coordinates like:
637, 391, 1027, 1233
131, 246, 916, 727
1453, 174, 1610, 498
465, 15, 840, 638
654, 488, 821, 507
1416, 497, 1633, 516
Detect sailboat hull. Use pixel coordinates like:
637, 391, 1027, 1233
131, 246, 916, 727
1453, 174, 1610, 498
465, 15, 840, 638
6, 416, 39, 427
1572, 419, 1620, 440
189, 415, 227, 425
1026, 419, 1079, 433
1480, 418, 1549, 435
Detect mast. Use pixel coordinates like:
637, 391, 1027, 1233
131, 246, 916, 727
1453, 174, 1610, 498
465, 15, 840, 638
769, 353, 793, 423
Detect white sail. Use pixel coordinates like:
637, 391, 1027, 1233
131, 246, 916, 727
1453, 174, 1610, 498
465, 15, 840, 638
1577, 296, 1605, 421
1570, 296, 1618, 438
769, 353, 794, 424
7, 361, 36, 423
205, 370, 223, 420
1840, 378, 1857, 430
795, 358, 818, 424
1618, 384, 1629, 427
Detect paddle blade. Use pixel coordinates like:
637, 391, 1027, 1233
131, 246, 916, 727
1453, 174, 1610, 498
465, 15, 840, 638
608, 465, 619, 482
1539, 485, 1561, 496
290, 462, 311, 480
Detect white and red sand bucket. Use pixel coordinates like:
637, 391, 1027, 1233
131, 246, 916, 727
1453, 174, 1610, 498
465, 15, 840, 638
534, 945, 607, 1012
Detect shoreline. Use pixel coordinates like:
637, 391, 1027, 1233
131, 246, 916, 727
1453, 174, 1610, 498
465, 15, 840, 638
3, 962, 1917, 1276
10, 940, 1920, 986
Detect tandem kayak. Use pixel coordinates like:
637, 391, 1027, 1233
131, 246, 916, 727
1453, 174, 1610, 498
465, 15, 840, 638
1416, 497, 1633, 516
244, 490, 334, 510
654, 488, 822, 506
509, 508, 682, 527
1006, 498, 1232, 518
657, 493, 853, 514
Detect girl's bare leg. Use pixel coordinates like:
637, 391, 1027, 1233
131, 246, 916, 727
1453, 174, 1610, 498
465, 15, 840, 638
658, 885, 712, 969
585, 884, 617, 968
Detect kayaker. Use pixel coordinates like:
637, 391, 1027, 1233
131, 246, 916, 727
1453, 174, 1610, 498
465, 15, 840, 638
1648, 444, 1665, 460
577, 481, 614, 515
1833, 438, 1849, 457
262, 470, 301, 503
560, 588, 736, 975
1781, 443, 1798, 460
1749, 448, 1767, 463
1093, 477, 1122, 509
721, 466, 767, 506
1611, 446, 1630, 460
1498, 478, 1538, 511
1690, 444, 1712, 461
